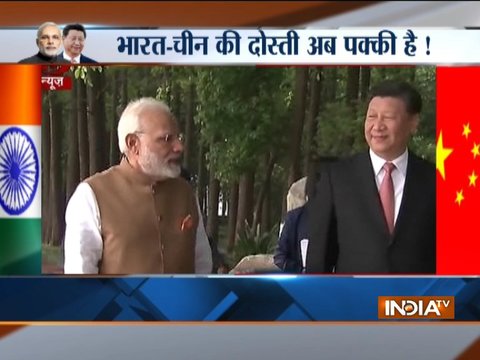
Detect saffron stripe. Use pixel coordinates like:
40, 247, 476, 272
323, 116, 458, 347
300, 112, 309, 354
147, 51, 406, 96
0, 65, 42, 126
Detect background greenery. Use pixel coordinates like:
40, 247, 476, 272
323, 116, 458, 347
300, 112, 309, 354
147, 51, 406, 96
42, 65, 436, 272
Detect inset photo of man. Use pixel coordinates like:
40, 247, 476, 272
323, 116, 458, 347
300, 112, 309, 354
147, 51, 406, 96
60, 23, 97, 64
18, 22, 70, 64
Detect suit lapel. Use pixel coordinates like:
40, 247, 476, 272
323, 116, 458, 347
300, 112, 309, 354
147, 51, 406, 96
352, 152, 391, 237
394, 152, 421, 242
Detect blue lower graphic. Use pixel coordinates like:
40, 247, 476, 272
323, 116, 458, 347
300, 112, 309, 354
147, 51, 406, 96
0, 277, 478, 321
0, 127, 39, 215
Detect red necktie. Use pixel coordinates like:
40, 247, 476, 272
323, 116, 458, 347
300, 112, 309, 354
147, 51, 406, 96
379, 162, 395, 234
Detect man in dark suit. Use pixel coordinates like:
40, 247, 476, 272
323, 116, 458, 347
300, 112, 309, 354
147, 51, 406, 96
306, 81, 435, 274
61, 24, 97, 64
18, 22, 70, 64
274, 205, 308, 273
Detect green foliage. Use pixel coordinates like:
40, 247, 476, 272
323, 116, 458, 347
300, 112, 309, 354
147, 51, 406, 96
45, 64, 438, 253
195, 67, 293, 182
369, 66, 436, 140
408, 135, 435, 163
414, 66, 436, 139
315, 102, 367, 158
314, 66, 436, 160
42, 244, 63, 267
232, 220, 279, 265
73, 66, 103, 87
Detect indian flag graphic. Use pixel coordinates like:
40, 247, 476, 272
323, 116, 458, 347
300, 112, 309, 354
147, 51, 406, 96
0, 65, 41, 274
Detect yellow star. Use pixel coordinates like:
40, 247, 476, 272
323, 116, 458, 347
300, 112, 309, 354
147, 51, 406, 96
436, 131, 453, 180
472, 143, 480, 159
469, 171, 478, 187
463, 123, 472, 139
455, 190, 464, 206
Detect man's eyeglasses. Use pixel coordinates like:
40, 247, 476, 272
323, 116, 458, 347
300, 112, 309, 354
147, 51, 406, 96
135, 131, 184, 144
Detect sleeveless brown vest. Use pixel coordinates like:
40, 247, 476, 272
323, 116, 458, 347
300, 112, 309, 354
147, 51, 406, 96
85, 159, 198, 274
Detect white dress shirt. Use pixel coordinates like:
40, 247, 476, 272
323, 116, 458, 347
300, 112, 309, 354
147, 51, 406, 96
369, 148, 408, 225
64, 182, 213, 274
62, 52, 81, 63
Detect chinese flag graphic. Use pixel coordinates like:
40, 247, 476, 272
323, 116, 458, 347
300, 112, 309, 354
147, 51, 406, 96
437, 66, 480, 275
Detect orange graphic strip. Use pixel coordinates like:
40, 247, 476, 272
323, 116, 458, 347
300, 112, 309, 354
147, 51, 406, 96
0, 65, 42, 125
0, 2, 378, 27
0, 325, 25, 339
457, 336, 480, 360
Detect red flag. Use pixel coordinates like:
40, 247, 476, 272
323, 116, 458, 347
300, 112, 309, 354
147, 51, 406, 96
437, 66, 480, 275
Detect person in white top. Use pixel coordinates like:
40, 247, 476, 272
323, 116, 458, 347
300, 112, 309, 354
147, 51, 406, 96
64, 98, 212, 274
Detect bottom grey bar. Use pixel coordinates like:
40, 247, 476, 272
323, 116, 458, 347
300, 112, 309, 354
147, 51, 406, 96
0, 324, 478, 360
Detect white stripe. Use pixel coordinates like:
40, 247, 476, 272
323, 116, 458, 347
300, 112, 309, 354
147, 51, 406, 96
0, 125, 41, 219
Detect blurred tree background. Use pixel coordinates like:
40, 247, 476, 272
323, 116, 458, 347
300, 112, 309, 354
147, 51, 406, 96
42, 65, 436, 271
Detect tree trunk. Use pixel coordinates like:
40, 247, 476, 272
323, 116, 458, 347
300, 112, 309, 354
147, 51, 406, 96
114, 68, 129, 158
235, 170, 255, 237
409, 67, 416, 82
323, 67, 338, 103
303, 68, 322, 175
171, 81, 182, 128
48, 93, 65, 246
77, 80, 89, 180
206, 171, 220, 242
183, 79, 195, 171
163, 67, 173, 108
346, 67, 360, 105
226, 181, 239, 253
252, 153, 275, 233
287, 67, 308, 187
261, 189, 271, 235
87, 69, 108, 175
65, 78, 80, 202
109, 69, 121, 166
360, 66, 371, 101
41, 94, 51, 244
197, 145, 207, 213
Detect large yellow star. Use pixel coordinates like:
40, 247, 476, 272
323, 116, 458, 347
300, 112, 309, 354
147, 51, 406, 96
469, 171, 478, 187
436, 131, 453, 180
463, 123, 472, 139
455, 190, 464, 206
472, 143, 480, 159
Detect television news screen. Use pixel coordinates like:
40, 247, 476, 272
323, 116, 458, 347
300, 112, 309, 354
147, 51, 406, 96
0, 2, 480, 359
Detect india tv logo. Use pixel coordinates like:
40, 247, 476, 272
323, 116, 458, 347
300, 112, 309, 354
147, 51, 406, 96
378, 296, 455, 320
0, 127, 39, 215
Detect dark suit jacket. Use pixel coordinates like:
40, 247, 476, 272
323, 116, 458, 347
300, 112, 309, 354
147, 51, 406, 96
18, 52, 70, 64
306, 150, 436, 274
274, 206, 308, 273
79, 54, 97, 64
60, 52, 98, 64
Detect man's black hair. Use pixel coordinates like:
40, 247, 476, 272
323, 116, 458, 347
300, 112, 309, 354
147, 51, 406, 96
368, 80, 422, 115
63, 24, 87, 38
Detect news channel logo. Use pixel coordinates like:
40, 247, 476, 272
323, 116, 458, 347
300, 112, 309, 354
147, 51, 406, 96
378, 296, 455, 320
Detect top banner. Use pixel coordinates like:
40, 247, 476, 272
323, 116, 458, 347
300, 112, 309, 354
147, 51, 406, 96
3, 27, 480, 64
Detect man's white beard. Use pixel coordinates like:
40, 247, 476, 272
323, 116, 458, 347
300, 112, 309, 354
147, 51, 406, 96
138, 147, 181, 181
40, 48, 58, 57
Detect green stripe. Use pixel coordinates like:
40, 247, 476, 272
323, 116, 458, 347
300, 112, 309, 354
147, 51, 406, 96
0, 218, 41, 275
